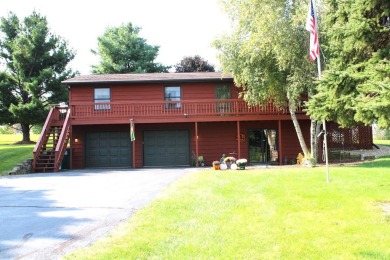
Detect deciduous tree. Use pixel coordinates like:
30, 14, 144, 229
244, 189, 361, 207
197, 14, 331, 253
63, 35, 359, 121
214, 0, 317, 158
0, 12, 75, 142
175, 55, 215, 72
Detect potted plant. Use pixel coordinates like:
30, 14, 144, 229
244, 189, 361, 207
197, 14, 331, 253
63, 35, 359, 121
236, 158, 247, 170
223, 156, 236, 169
212, 161, 221, 170
303, 156, 316, 167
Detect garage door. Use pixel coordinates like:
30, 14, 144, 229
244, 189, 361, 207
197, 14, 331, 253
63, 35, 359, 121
144, 130, 190, 167
86, 132, 132, 167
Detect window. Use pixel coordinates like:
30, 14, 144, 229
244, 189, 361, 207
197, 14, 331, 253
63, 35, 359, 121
164, 86, 181, 109
215, 84, 232, 114
94, 88, 110, 110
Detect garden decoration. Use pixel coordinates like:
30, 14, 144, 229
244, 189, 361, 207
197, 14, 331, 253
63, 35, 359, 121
224, 156, 236, 169
231, 163, 238, 170
212, 161, 221, 170
236, 158, 247, 170
220, 163, 228, 170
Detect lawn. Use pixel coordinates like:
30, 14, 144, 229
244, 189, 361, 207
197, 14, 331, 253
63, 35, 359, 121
374, 139, 390, 146
68, 157, 390, 259
0, 134, 38, 175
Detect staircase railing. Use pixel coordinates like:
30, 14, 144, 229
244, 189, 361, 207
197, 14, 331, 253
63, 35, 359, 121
54, 108, 71, 172
32, 106, 56, 172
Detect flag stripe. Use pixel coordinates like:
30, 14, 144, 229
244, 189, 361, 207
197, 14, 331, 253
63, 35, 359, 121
306, 0, 319, 61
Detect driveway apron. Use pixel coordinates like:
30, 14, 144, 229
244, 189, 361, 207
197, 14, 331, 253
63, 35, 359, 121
0, 168, 196, 259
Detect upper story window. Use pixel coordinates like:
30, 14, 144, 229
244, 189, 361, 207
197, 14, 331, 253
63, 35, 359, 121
94, 88, 110, 110
215, 84, 231, 99
215, 84, 232, 114
164, 86, 181, 109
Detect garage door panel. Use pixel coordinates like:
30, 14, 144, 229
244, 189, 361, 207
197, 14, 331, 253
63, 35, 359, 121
144, 130, 189, 167
86, 131, 132, 167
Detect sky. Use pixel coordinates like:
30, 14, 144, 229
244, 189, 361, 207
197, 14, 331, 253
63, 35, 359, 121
0, 0, 231, 74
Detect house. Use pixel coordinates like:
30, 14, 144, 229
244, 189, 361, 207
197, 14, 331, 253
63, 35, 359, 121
32, 72, 373, 172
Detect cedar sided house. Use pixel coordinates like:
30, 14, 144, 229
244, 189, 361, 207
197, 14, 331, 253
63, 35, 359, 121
32, 72, 373, 172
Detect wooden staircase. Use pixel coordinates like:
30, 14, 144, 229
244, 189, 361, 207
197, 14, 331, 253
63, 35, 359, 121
33, 106, 71, 173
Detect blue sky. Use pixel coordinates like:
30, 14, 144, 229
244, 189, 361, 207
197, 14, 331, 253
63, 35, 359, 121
0, 0, 230, 74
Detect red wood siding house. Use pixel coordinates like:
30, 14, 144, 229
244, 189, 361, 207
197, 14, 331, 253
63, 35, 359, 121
32, 72, 372, 172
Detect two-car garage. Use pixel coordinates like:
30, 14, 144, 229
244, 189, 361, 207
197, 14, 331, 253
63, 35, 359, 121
85, 130, 190, 168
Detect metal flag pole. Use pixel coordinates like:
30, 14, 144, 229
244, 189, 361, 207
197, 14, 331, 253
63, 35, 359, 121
313, 0, 330, 183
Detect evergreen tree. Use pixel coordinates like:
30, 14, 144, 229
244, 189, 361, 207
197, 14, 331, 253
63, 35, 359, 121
91, 23, 170, 74
307, 0, 390, 128
0, 12, 75, 142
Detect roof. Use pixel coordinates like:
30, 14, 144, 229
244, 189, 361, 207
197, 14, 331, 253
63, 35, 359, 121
62, 72, 233, 85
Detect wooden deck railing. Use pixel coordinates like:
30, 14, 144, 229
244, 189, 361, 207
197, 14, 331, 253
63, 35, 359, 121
33, 106, 56, 172
70, 99, 303, 119
54, 108, 71, 172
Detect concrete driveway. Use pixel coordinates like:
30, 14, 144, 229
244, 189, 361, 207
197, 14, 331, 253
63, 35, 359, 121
0, 168, 197, 259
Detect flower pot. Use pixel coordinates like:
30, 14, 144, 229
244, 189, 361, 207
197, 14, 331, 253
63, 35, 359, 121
226, 161, 232, 169
239, 165, 246, 170
213, 164, 220, 170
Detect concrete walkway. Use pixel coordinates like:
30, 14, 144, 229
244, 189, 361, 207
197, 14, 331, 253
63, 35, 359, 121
0, 168, 197, 259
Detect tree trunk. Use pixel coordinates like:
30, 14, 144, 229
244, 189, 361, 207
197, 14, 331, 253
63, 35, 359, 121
310, 120, 321, 162
21, 123, 31, 143
289, 102, 310, 158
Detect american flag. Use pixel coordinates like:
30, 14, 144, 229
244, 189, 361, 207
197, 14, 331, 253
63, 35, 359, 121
306, 0, 319, 61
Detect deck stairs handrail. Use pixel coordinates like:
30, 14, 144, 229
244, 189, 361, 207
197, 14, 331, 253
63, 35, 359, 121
54, 109, 71, 172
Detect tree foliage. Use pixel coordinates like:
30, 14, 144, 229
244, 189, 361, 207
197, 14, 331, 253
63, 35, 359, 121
0, 12, 75, 142
214, 0, 316, 156
175, 55, 215, 72
307, 0, 390, 128
91, 23, 169, 74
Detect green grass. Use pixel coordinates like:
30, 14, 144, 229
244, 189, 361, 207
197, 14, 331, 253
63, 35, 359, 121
68, 157, 390, 259
374, 139, 390, 146
0, 134, 38, 175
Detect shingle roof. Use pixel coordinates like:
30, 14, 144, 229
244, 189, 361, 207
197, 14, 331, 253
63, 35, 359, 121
62, 72, 233, 85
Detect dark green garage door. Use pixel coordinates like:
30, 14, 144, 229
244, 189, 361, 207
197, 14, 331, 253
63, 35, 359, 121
144, 130, 190, 167
86, 132, 132, 167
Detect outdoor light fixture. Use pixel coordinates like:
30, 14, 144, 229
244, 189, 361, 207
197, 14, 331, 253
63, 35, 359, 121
74, 138, 79, 143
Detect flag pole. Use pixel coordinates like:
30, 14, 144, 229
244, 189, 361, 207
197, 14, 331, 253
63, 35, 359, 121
316, 50, 329, 183
309, 0, 329, 182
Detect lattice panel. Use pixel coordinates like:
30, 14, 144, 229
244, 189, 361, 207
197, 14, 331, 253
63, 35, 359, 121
325, 122, 372, 150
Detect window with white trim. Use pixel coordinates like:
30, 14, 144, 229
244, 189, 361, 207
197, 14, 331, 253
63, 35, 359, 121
94, 88, 110, 110
164, 86, 181, 109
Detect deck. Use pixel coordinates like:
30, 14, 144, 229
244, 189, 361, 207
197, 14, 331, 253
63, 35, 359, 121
70, 99, 309, 124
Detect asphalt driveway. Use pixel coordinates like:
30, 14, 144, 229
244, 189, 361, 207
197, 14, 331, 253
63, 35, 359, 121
0, 168, 197, 259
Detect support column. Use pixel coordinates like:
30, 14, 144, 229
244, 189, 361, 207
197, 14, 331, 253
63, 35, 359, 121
132, 139, 136, 168
70, 125, 73, 169
195, 122, 199, 167
237, 121, 241, 159
132, 122, 136, 168
278, 120, 283, 165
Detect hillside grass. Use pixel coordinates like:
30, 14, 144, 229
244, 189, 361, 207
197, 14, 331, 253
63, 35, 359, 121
68, 157, 390, 259
0, 134, 38, 175
374, 139, 390, 146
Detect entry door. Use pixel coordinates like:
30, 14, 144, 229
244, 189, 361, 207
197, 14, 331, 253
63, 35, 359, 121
248, 129, 278, 163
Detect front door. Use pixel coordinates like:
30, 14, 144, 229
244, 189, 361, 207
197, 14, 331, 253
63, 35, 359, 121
248, 129, 278, 164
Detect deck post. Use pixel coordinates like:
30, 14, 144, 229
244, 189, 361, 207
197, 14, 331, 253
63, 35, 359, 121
237, 121, 241, 159
131, 120, 136, 168
278, 120, 283, 165
195, 122, 199, 167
